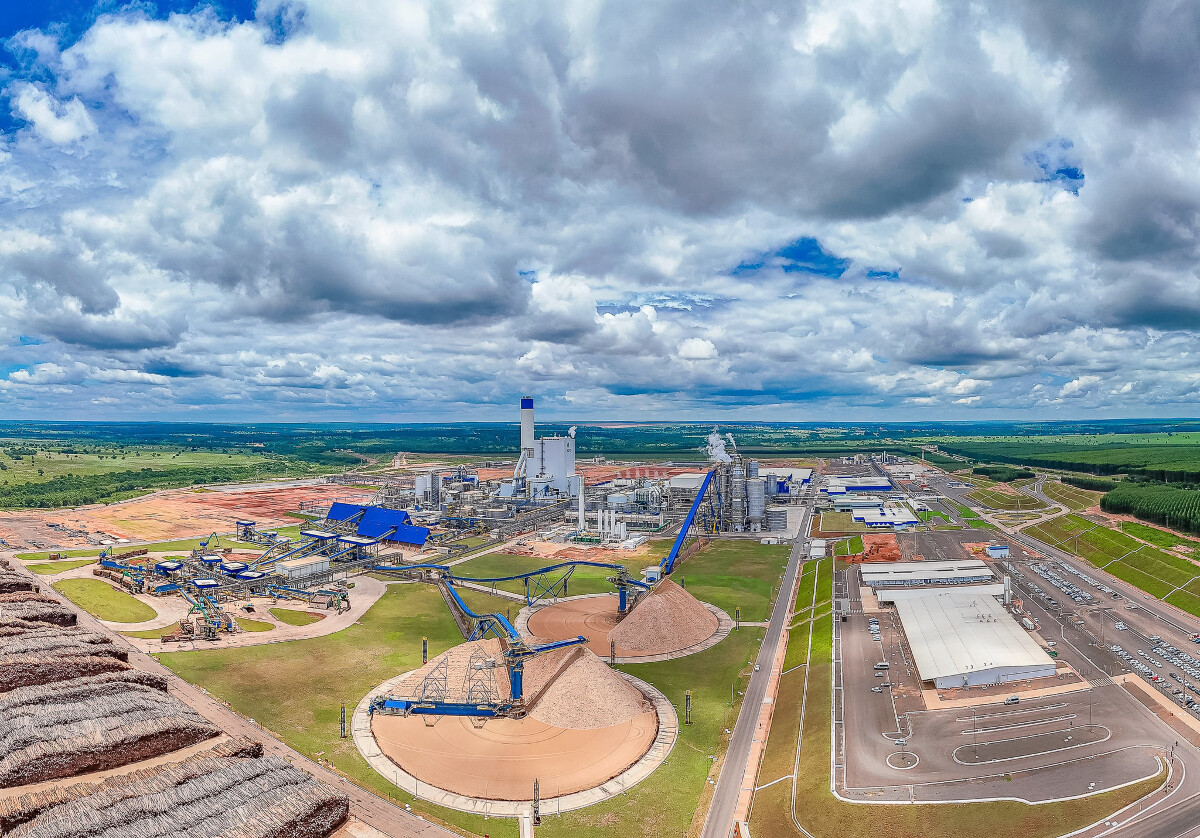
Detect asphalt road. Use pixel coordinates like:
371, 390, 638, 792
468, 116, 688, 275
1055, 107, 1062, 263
700, 503, 810, 838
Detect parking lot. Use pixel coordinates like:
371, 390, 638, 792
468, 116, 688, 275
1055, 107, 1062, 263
836, 564, 1177, 803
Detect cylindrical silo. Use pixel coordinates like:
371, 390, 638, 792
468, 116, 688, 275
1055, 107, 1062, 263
520, 396, 535, 455
747, 461, 760, 478
747, 478, 766, 522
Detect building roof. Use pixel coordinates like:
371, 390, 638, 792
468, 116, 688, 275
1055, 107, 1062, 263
860, 559, 991, 585
894, 590, 1051, 682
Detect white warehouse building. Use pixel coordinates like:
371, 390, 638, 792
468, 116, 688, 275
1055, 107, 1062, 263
894, 590, 1056, 689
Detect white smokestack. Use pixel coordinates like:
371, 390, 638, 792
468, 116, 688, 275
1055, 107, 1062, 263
706, 427, 732, 464
578, 479, 585, 530
520, 396, 535, 455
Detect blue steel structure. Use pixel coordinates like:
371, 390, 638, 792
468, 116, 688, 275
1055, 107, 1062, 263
369, 571, 586, 719
450, 561, 650, 612
659, 469, 715, 575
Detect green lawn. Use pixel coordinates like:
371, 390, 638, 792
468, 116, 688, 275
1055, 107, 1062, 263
918, 509, 950, 523
51, 578, 157, 623
818, 512, 870, 533
236, 617, 275, 632
749, 557, 1165, 838
0, 448, 275, 489
269, 608, 325, 627
155, 538, 791, 838
25, 558, 96, 575
451, 551, 645, 598
121, 624, 182, 640
671, 539, 790, 622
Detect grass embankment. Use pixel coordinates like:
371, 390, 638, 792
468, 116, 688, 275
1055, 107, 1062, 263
15, 526, 305, 562
966, 488, 1047, 511
51, 579, 156, 623
1025, 514, 1200, 616
832, 536, 863, 557
918, 509, 951, 524
749, 557, 1166, 838
1042, 480, 1104, 511
953, 503, 997, 530
1121, 522, 1200, 554
25, 558, 95, 575
269, 608, 324, 626
156, 539, 789, 838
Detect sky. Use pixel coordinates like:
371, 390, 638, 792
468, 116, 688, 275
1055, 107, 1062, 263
1, 0, 1198, 422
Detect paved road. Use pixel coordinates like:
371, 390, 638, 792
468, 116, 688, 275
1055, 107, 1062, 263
6, 556, 449, 838
701, 504, 810, 838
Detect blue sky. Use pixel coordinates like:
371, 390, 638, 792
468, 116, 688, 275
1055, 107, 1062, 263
1, 1, 1199, 421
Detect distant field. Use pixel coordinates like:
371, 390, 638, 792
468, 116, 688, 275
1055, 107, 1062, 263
1121, 522, 1200, 553
1024, 514, 1200, 613
1042, 480, 1104, 511
965, 488, 1047, 511
15, 526, 303, 561
937, 434, 1200, 482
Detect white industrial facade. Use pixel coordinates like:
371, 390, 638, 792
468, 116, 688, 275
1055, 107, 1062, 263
860, 559, 993, 589
894, 590, 1056, 688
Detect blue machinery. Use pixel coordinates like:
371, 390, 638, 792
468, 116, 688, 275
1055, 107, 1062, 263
368, 470, 716, 720
660, 469, 715, 575
370, 571, 587, 718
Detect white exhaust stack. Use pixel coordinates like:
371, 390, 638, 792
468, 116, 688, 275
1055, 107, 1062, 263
520, 396, 535, 458
578, 479, 585, 531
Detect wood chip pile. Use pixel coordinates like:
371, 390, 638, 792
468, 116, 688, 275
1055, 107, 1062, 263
4, 737, 348, 838
0, 600, 77, 628
390, 642, 652, 730
0, 669, 221, 787
608, 578, 718, 653
526, 649, 652, 729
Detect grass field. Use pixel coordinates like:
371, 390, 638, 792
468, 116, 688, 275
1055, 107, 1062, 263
451, 551, 645, 599
818, 512, 870, 533
748, 555, 1166, 838
1042, 480, 1104, 511
953, 504, 997, 530
51, 578, 157, 623
269, 608, 324, 626
965, 488, 1047, 511
15, 526, 305, 561
236, 617, 275, 632
121, 625, 181, 639
0, 447, 275, 489
25, 558, 95, 575
155, 539, 788, 838
918, 509, 950, 523
1025, 514, 1200, 614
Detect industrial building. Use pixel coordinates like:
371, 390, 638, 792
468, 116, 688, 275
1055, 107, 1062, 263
497, 396, 580, 500
823, 476, 892, 496
851, 506, 920, 527
892, 590, 1056, 688
860, 559, 994, 589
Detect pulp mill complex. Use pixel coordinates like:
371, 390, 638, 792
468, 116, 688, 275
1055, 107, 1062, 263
5, 400, 1195, 838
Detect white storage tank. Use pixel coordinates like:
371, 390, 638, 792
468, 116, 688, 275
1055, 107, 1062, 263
766, 507, 789, 531
747, 478, 766, 520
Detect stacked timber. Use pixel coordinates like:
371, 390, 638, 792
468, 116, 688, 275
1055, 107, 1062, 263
6, 751, 348, 838
0, 573, 37, 594
0, 626, 131, 692
0, 736, 264, 832
0, 670, 220, 787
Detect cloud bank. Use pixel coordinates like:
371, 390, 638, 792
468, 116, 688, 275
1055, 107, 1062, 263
0, 0, 1198, 420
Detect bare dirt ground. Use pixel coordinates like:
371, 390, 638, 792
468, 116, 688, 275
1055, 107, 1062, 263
0, 484, 374, 549
371, 710, 657, 800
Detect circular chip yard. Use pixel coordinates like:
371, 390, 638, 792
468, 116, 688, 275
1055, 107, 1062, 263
355, 639, 678, 815
520, 578, 731, 662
